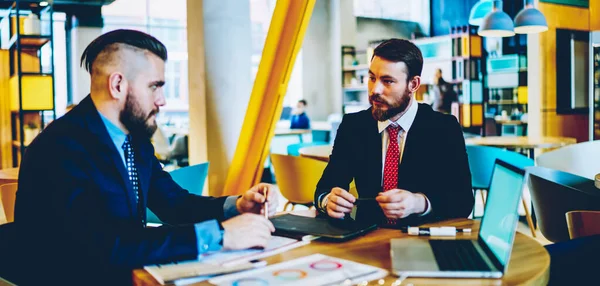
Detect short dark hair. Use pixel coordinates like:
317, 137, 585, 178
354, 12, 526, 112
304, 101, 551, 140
371, 39, 423, 81
80, 29, 167, 73
298, 99, 307, 106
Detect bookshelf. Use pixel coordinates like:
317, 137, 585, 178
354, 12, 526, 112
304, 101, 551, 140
1, 0, 56, 166
413, 27, 484, 133
341, 46, 370, 114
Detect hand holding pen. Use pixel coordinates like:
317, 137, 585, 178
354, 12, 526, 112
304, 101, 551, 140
236, 183, 279, 217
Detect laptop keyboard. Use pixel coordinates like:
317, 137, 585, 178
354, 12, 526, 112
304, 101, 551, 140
429, 240, 492, 271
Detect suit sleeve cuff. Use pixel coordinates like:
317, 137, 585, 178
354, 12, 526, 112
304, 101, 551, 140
223, 196, 241, 219
419, 194, 432, 216
194, 219, 224, 257
318, 193, 330, 212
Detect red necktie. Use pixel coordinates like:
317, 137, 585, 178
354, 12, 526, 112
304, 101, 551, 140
383, 123, 401, 225
383, 124, 401, 191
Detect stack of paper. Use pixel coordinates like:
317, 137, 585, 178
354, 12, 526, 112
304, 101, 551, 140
144, 235, 310, 285
200, 235, 310, 266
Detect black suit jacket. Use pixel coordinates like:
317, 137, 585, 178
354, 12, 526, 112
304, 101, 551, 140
14, 96, 228, 285
315, 104, 473, 226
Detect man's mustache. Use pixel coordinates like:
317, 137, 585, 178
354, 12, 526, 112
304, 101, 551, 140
148, 108, 159, 119
370, 95, 387, 104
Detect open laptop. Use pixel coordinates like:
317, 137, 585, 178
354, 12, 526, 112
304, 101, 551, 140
391, 159, 525, 278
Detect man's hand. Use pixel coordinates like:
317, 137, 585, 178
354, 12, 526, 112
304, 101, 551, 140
375, 189, 426, 219
325, 187, 356, 219
236, 183, 279, 217
221, 213, 275, 250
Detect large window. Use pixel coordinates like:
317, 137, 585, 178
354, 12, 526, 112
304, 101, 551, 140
102, 0, 188, 112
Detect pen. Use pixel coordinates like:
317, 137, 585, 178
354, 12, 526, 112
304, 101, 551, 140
406, 226, 472, 236
263, 187, 269, 219
353, 198, 376, 205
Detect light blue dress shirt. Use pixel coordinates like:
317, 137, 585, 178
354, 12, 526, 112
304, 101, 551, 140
97, 112, 240, 256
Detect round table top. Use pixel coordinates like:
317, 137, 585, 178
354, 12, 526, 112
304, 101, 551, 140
298, 145, 332, 162
0, 167, 19, 185
465, 136, 576, 149
274, 128, 311, 136
133, 212, 549, 285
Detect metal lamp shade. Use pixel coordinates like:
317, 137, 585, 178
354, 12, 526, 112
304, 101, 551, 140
478, 10, 515, 37
469, 0, 494, 26
514, 7, 548, 34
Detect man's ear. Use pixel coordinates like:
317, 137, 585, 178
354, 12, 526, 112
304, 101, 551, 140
108, 72, 128, 100
408, 75, 421, 94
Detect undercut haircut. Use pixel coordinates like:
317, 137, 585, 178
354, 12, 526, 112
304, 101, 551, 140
80, 29, 167, 74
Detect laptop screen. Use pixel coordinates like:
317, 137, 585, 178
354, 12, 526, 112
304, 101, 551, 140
478, 160, 524, 268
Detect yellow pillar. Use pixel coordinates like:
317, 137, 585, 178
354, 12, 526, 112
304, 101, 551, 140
222, 0, 316, 196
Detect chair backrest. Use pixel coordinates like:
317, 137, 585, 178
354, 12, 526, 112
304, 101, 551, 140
147, 163, 209, 224
526, 166, 600, 242
311, 130, 330, 143
270, 154, 327, 204
0, 183, 18, 223
566, 210, 600, 239
536, 140, 600, 180
0, 222, 20, 284
466, 145, 534, 189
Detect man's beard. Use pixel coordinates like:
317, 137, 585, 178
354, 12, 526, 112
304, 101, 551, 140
119, 93, 159, 139
370, 89, 411, 121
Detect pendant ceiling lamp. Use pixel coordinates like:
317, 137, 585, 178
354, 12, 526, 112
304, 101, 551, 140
514, 0, 548, 34
478, 0, 515, 37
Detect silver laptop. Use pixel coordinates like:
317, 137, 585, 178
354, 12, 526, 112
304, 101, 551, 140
391, 159, 525, 278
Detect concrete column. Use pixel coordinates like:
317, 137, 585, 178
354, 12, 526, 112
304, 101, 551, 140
194, 0, 253, 196
339, 0, 356, 47
329, 0, 342, 116
302, 0, 334, 121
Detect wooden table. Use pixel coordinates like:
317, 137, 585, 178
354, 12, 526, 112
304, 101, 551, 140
0, 167, 19, 185
298, 145, 332, 162
132, 215, 549, 285
465, 136, 576, 158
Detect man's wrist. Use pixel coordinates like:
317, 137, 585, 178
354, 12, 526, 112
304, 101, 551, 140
416, 193, 427, 214
235, 195, 243, 213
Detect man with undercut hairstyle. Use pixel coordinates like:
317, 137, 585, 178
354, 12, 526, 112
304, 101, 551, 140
13, 29, 278, 285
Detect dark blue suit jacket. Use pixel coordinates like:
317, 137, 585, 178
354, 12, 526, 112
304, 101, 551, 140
14, 96, 227, 285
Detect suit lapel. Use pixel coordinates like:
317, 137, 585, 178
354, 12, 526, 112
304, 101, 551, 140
364, 109, 383, 197
398, 104, 428, 184
81, 96, 137, 217
133, 136, 152, 220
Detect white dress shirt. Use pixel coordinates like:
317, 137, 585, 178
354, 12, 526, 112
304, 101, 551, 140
377, 97, 431, 215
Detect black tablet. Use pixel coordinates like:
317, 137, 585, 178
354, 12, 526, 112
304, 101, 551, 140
270, 214, 378, 241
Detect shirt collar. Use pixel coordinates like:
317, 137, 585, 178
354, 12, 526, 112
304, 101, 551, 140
377, 97, 418, 134
97, 111, 128, 150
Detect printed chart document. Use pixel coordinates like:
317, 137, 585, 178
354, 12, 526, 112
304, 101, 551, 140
144, 236, 310, 285
208, 253, 388, 286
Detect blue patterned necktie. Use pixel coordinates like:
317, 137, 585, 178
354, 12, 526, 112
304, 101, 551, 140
122, 135, 145, 227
